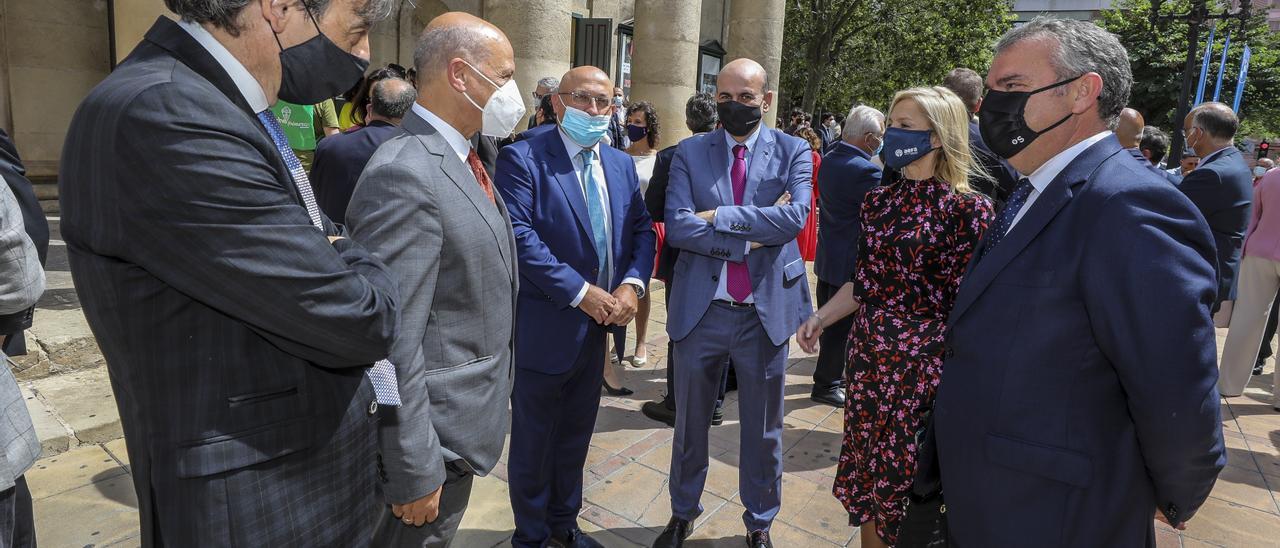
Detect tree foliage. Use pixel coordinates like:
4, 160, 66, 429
1098, 0, 1280, 139
779, 0, 1015, 117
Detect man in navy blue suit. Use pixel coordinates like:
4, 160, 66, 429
929, 19, 1224, 546
1180, 102, 1254, 313
809, 104, 882, 407
310, 76, 416, 223
494, 66, 654, 548
652, 58, 812, 548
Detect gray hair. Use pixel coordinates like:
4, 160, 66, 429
842, 105, 885, 141
994, 18, 1132, 127
370, 78, 416, 119
164, 0, 393, 37
1190, 102, 1239, 141
536, 77, 560, 92
413, 22, 498, 81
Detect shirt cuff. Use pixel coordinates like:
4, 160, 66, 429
570, 282, 590, 308
621, 278, 646, 299
744, 241, 752, 255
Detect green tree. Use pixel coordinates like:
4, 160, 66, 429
1098, 0, 1280, 139
780, 0, 1014, 117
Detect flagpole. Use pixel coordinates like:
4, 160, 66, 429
1212, 32, 1231, 102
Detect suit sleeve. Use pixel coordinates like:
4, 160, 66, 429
1080, 186, 1225, 525
664, 146, 748, 262
493, 145, 591, 308
346, 162, 447, 504
0, 132, 48, 339
0, 184, 43, 316
114, 85, 399, 368
712, 143, 813, 245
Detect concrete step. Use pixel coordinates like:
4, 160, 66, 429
22, 366, 122, 460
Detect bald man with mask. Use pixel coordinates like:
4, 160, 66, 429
1117, 107, 1170, 180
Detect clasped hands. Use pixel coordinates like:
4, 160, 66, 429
694, 192, 792, 251
580, 284, 639, 326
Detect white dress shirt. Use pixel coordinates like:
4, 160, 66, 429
177, 20, 269, 113
411, 102, 471, 165
1007, 130, 1112, 233
714, 126, 762, 303
558, 129, 645, 307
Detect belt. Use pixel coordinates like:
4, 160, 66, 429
714, 299, 755, 309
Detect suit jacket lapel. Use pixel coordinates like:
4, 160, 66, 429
144, 17, 255, 118
603, 152, 630, 272
543, 133, 596, 243
706, 130, 733, 206
949, 137, 1123, 322
745, 129, 776, 204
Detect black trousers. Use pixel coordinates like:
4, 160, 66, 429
0, 475, 34, 548
1259, 298, 1280, 365
814, 279, 854, 390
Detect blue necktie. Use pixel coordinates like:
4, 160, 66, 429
979, 177, 1035, 261
257, 110, 401, 407
579, 149, 610, 286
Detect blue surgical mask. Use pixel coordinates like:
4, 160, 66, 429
882, 127, 937, 170
870, 133, 884, 157
559, 98, 612, 147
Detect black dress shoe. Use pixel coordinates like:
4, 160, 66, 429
652, 517, 691, 548
712, 403, 724, 426
603, 381, 634, 397
643, 397, 677, 427
810, 385, 846, 407
549, 527, 604, 548
1254, 361, 1266, 376
745, 529, 773, 548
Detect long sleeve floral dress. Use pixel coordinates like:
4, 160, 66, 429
832, 177, 993, 544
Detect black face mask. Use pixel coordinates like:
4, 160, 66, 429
718, 100, 763, 137
978, 76, 1081, 159
275, 6, 370, 105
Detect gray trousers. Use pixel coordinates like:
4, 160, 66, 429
372, 462, 475, 548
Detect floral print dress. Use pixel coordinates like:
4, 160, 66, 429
832, 177, 992, 544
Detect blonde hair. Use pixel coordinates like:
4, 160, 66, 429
889, 86, 991, 194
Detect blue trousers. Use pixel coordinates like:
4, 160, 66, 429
508, 326, 607, 547
669, 302, 787, 532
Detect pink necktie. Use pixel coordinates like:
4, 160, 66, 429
727, 145, 751, 302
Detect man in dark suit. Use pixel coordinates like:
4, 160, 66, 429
311, 76, 415, 222
1139, 125, 1184, 185
495, 66, 655, 548
58, 1, 402, 545
1180, 102, 1254, 313
1116, 107, 1177, 182
809, 104, 883, 408
0, 129, 48, 358
942, 67, 1021, 207
929, 19, 1224, 546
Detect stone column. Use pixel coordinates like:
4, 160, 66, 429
484, 0, 573, 114
726, 0, 785, 129
629, 0, 702, 146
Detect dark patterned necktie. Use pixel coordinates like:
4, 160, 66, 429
257, 110, 401, 407
979, 177, 1034, 261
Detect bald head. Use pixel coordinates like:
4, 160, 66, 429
413, 12, 513, 84
718, 58, 770, 95
1116, 108, 1144, 149
553, 66, 615, 119
559, 66, 614, 95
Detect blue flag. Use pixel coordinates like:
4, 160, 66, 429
1212, 33, 1231, 102
1195, 26, 1216, 106
1233, 45, 1252, 113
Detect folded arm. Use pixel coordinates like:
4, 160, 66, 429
664, 146, 749, 262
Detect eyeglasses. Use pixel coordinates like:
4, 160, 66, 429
558, 91, 613, 110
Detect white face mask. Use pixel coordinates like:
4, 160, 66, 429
1257, 166, 1269, 177
460, 60, 527, 137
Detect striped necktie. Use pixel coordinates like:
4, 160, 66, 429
257, 110, 401, 407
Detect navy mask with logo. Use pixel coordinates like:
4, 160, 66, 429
881, 127, 937, 170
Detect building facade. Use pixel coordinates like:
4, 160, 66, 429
0, 0, 786, 196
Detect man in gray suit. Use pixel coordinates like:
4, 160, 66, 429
346, 12, 521, 547
0, 176, 42, 548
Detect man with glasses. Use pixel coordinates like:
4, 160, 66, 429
527, 76, 560, 130
496, 65, 655, 548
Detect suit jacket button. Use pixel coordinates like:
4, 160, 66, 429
368, 401, 379, 415
712, 276, 719, 282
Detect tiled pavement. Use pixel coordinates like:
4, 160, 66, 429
27, 277, 1280, 547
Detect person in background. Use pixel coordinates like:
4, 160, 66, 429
797, 87, 993, 548
653, 58, 812, 548
340, 63, 410, 129
793, 127, 822, 262
58, 0, 402, 544
620, 101, 662, 372
606, 86, 629, 150
271, 97, 341, 170
496, 66, 654, 548
1180, 102, 1253, 316
0, 129, 48, 358
1249, 157, 1280, 379
785, 108, 805, 135
0, 175, 44, 548
930, 19, 1223, 545
941, 67, 1020, 207
1256, 158, 1275, 183
818, 112, 838, 150
1117, 108, 1174, 182
640, 93, 730, 429
527, 76, 559, 130
1219, 164, 1280, 411
1139, 126, 1182, 185
504, 94, 558, 147
311, 76, 416, 223
808, 105, 884, 409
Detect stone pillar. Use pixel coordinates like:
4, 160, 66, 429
484, 0, 572, 114
112, 0, 170, 65
726, 0, 785, 129
629, 0, 702, 146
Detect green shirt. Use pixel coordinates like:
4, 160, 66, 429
270, 101, 317, 151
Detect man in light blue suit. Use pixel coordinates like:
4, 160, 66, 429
494, 66, 655, 548
652, 59, 813, 548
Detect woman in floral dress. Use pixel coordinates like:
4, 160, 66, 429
796, 86, 993, 547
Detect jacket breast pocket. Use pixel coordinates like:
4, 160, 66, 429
755, 177, 786, 203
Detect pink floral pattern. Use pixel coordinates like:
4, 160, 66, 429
832, 177, 992, 544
